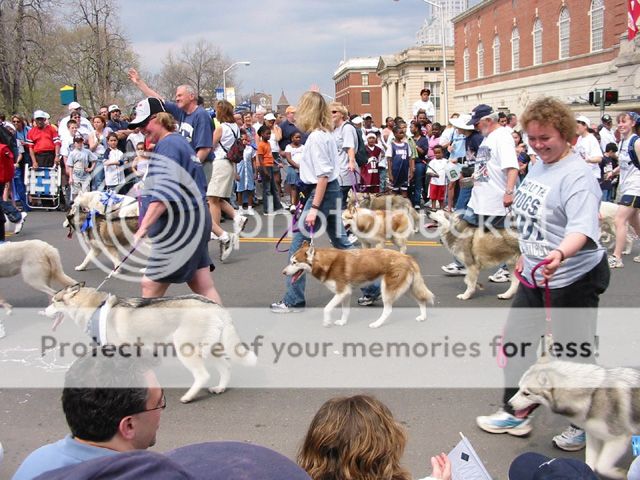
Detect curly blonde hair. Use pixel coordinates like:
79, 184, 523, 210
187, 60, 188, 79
520, 97, 576, 143
296, 91, 332, 133
298, 395, 411, 480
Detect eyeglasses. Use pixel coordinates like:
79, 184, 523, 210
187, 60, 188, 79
130, 390, 166, 415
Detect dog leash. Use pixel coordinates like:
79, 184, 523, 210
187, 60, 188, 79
496, 259, 552, 368
275, 206, 316, 253
95, 241, 140, 291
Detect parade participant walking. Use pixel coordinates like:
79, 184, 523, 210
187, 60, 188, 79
608, 112, 640, 268
477, 97, 609, 452
129, 98, 221, 303
575, 115, 602, 181
330, 102, 358, 205
271, 92, 380, 313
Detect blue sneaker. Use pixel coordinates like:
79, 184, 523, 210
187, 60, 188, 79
476, 409, 532, 436
552, 425, 586, 451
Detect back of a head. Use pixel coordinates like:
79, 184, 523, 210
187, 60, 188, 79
298, 395, 410, 480
296, 91, 331, 133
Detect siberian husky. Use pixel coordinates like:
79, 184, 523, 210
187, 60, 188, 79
341, 207, 414, 253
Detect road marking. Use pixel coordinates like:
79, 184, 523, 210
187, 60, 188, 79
239, 237, 440, 247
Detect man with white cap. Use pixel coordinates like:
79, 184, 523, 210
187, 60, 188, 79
106, 104, 134, 151
26, 110, 60, 169
58, 102, 95, 142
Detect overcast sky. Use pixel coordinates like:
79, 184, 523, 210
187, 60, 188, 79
119, 0, 439, 106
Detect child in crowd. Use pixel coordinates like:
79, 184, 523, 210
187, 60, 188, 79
236, 130, 256, 216
256, 125, 283, 215
102, 133, 126, 192
130, 142, 149, 197
428, 145, 448, 210
298, 395, 451, 480
516, 142, 530, 181
386, 125, 412, 198
66, 135, 96, 200
361, 132, 382, 193
599, 142, 618, 202
283, 131, 303, 210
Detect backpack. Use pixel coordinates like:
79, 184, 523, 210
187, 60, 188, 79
629, 135, 640, 170
0, 143, 15, 183
220, 125, 244, 163
345, 121, 369, 167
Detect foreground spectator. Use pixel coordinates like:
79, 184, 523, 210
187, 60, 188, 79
509, 452, 597, 479
12, 347, 163, 480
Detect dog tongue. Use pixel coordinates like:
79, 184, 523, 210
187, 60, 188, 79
514, 404, 539, 418
51, 312, 64, 331
291, 271, 303, 284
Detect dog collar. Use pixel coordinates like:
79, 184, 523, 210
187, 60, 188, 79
86, 295, 112, 345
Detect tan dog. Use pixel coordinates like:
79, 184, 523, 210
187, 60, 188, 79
429, 209, 520, 300
599, 201, 635, 254
342, 207, 414, 253
0, 240, 77, 337
282, 242, 434, 328
347, 190, 420, 231
73, 191, 139, 218
45, 284, 258, 403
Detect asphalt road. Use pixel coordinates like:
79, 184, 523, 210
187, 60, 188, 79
1, 210, 638, 479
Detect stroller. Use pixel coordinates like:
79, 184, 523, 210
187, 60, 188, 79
25, 164, 63, 210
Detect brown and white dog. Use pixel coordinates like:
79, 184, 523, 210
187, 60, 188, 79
347, 190, 420, 231
282, 242, 434, 328
341, 207, 414, 253
429, 209, 520, 300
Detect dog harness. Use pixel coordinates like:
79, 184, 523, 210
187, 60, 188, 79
85, 295, 113, 345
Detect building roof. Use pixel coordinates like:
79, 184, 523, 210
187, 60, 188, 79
277, 90, 289, 106
333, 57, 380, 79
452, 0, 496, 23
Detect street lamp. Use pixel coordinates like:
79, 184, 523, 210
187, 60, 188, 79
394, 0, 449, 121
223, 61, 251, 101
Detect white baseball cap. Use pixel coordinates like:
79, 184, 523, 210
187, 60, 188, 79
351, 116, 363, 125
450, 114, 475, 130
108, 104, 121, 113
576, 115, 591, 126
264, 113, 276, 121
68, 101, 82, 111
33, 110, 50, 119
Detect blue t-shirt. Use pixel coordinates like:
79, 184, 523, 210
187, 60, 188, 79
415, 136, 430, 162
164, 102, 213, 161
12, 434, 118, 480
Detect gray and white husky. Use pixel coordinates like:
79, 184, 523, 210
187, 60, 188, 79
45, 284, 257, 403
510, 358, 640, 479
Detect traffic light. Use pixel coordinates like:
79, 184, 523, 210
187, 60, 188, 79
604, 90, 619, 106
588, 91, 600, 106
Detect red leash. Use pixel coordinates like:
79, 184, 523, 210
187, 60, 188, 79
497, 259, 552, 368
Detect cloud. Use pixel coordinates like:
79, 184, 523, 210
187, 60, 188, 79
119, 0, 436, 105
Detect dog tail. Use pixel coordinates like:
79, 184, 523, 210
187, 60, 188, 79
410, 258, 435, 305
222, 323, 258, 367
44, 244, 78, 288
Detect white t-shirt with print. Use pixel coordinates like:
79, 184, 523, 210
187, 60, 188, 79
575, 133, 602, 179
618, 135, 640, 196
468, 126, 519, 216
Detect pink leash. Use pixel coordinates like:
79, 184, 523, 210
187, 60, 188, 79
496, 259, 552, 368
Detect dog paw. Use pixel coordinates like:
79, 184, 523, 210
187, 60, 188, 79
416, 315, 426, 322
208, 386, 226, 395
368, 321, 383, 329
456, 293, 471, 300
179, 395, 193, 404
74, 265, 86, 271
322, 319, 333, 328
497, 293, 513, 300
334, 319, 347, 326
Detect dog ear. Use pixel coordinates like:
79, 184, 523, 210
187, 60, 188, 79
535, 371, 549, 387
306, 245, 315, 264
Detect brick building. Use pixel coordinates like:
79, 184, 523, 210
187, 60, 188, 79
333, 57, 382, 124
452, 0, 640, 118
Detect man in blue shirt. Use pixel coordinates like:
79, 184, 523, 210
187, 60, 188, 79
128, 68, 214, 182
12, 347, 165, 480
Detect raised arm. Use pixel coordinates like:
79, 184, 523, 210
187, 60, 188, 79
128, 68, 164, 100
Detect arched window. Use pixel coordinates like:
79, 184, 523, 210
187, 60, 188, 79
477, 41, 484, 78
511, 27, 520, 70
463, 47, 470, 81
559, 8, 570, 59
590, 0, 604, 51
532, 18, 543, 66
493, 35, 501, 75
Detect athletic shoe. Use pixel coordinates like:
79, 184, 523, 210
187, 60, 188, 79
234, 214, 248, 234
237, 207, 246, 215
246, 206, 256, 216
441, 262, 467, 276
608, 255, 623, 268
634, 255, 640, 263
348, 233, 359, 245
357, 294, 381, 306
289, 204, 297, 214
270, 301, 304, 313
552, 425, 586, 451
488, 267, 511, 283
13, 212, 27, 234
210, 232, 217, 241
476, 410, 533, 436
220, 234, 236, 262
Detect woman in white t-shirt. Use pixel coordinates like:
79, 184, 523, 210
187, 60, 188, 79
608, 112, 640, 267
575, 116, 602, 180
207, 100, 247, 262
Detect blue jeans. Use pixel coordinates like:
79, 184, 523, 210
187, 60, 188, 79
412, 162, 427, 207
455, 187, 472, 213
601, 188, 612, 202
91, 161, 105, 191
11, 167, 30, 212
263, 166, 283, 213
379, 168, 388, 191
282, 180, 380, 306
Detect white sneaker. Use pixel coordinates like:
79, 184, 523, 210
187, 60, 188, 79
348, 233, 359, 245
220, 234, 236, 262
234, 215, 248, 234
476, 409, 533, 436
488, 267, 511, 283
441, 262, 467, 276
246, 206, 256, 216
13, 212, 27, 234
552, 425, 586, 451
237, 207, 246, 215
